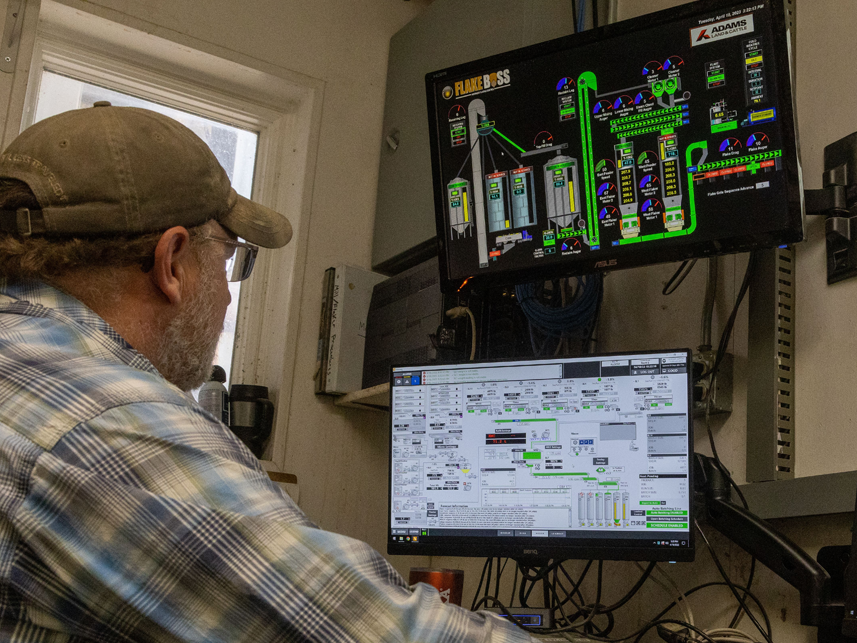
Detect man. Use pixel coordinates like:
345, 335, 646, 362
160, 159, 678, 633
0, 105, 532, 641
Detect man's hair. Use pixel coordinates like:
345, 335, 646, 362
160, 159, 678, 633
0, 178, 214, 281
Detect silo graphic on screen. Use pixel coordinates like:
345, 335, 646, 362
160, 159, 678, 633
447, 178, 473, 238
485, 171, 510, 233
510, 166, 536, 228
544, 155, 582, 231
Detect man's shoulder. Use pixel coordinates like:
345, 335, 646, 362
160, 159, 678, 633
0, 307, 192, 452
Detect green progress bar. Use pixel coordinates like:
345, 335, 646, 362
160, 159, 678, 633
695, 149, 782, 171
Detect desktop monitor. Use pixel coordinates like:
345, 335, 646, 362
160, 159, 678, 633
388, 349, 694, 563
426, 0, 802, 293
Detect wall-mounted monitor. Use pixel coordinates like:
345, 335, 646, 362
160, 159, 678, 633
426, 0, 802, 292
388, 349, 694, 563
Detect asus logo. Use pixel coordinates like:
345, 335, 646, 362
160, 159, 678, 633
594, 259, 617, 268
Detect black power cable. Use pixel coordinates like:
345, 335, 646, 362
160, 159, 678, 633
696, 519, 774, 643
662, 259, 698, 295
650, 580, 772, 637
694, 251, 757, 383
471, 558, 490, 610
470, 556, 760, 643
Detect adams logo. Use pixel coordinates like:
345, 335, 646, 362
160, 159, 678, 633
444, 69, 511, 99
690, 14, 754, 46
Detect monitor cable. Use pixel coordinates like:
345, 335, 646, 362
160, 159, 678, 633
446, 306, 476, 360
649, 581, 770, 638
695, 519, 774, 643
694, 251, 758, 384
663, 259, 698, 296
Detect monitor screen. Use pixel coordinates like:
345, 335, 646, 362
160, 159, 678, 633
426, 0, 802, 292
388, 349, 694, 562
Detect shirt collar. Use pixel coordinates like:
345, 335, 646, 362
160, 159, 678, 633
0, 279, 162, 378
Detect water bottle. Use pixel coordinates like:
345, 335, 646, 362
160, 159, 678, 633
199, 365, 230, 425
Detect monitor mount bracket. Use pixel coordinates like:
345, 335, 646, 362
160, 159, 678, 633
694, 453, 855, 642
804, 132, 857, 284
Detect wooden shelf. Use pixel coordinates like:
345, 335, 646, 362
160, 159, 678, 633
334, 383, 390, 412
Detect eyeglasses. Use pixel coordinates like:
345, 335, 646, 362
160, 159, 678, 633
203, 236, 259, 282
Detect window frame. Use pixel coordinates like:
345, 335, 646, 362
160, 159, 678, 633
18, 0, 324, 464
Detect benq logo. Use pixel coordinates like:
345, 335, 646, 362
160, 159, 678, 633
523, 549, 538, 555
595, 259, 617, 269
691, 15, 754, 46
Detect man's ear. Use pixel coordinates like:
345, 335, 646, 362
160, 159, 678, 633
151, 227, 192, 305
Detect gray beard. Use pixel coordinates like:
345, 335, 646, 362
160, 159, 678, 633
154, 263, 224, 391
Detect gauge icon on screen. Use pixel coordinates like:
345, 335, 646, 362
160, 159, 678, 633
613, 94, 633, 109
448, 104, 466, 120
747, 132, 770, 148
556, 77, 575, 92
642, 60, 663, 75
534, 131, 554, 147
664, 55, 684, 70
720, 137, 742, 153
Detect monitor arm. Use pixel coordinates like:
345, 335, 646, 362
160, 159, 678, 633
694, 454, 834, 628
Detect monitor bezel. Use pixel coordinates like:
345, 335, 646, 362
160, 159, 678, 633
387, 348, 696, 563
426, 0, 803, 294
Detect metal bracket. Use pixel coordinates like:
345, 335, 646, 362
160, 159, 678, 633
0, 0, 25, 74
804, 132, 857, 285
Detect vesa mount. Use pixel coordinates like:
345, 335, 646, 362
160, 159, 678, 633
805, 132, 857, 284
695, 454, 857, 642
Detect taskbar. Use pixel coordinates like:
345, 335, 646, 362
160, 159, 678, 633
390, 527, 690, 549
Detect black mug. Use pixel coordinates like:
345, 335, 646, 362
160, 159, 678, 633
229, 384, 274, 458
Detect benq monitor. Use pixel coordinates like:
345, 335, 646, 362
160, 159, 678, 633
388, 349, 694, 563
426, 0, 802, 292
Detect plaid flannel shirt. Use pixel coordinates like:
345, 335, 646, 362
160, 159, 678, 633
0, 280, 533, 643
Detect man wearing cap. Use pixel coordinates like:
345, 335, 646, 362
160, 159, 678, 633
0, 105, 532, 642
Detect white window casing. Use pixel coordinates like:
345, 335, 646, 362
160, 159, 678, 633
7, 0, 324, 466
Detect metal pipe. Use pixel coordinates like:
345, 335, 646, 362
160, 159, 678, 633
606, 0, 619, 24
701, 256, 718, 350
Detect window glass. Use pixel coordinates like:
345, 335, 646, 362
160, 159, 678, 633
34, 70, 259, 386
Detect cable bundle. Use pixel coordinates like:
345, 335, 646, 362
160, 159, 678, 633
515, 274, 603, 355
468, 555, 771, 642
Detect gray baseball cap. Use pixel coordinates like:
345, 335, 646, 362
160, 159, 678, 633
0, 103, 292, 248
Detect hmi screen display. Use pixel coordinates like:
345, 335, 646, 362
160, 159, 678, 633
388, 350, 694, 562
426, 0, 802, 291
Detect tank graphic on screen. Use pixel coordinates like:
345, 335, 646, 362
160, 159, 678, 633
485, 171, 509, 233
544, 155, 582, 231
429, 0, 799, 289
446, 178, 473, 238
510, 167, 536, 228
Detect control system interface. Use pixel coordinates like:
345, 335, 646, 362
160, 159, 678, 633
427, 0, 801, 290
388, 350, 694, 562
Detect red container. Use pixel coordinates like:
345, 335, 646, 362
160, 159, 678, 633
408, 568, 464, 605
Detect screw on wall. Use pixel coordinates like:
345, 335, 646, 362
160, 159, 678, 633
0, 0, 26, 74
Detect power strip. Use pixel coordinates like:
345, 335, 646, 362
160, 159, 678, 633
485, 607, 553, 629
